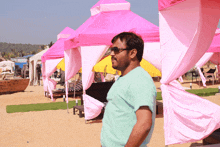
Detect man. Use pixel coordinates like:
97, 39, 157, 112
101, 32, 157, 147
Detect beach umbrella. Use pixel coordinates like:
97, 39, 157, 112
158, 0, 220, 145
93, 56, 120, 75
56, 58, 82, 73
93, 55, 161, 77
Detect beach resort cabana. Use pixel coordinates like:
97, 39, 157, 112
29, 47, 49, 86
158, 0, 220, 145
63, 0, 160, 120
41, 27, 75, 100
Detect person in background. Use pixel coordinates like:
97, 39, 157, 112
101, 32, 157, 147
36, 64, 41, 85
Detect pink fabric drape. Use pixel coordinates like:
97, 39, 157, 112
42, 60, 58, 99
159, 0, 220, 145
43, 58, 62, 100
81, 45, 109, 120
64, 48, 82, 103
42, 62, 47, 92
178, 76, 183, 83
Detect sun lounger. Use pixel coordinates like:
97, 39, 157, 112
204, 68, 216, 85
45, 88, 83, 98
73, 82, 114, 118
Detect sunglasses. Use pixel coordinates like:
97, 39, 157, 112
109, 47, 132, 54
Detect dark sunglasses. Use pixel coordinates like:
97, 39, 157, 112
109, 47, 132, 54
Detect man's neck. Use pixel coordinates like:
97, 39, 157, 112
121, 62, 140, 76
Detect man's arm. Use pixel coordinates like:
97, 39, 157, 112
125, 106, 152, 147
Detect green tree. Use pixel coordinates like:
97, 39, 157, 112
19, 50, 25, 57
1, 52, 6, 57
30, 50, 36, 55
48, 41, 54, 48
37, 49, 43, 53
40, 45, 46, 50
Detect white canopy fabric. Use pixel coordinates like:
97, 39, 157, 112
0, 60, 15, 73
29, 47, 49, 85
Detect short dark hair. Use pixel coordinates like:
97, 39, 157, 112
111, 32, 144, 62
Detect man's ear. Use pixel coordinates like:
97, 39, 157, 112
130, 49, 137, 59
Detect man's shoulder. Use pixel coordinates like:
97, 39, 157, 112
132, 67, 152, 80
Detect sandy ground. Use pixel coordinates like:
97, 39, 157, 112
0, 80, 220, 147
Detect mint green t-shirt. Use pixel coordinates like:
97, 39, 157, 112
101, 66, 157, 147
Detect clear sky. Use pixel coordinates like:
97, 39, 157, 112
0, 0, 220, 45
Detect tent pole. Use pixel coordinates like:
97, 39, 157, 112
67, 102, 69, 113
74, 76, 76, 98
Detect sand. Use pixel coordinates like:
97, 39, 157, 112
0, 80, 220, 147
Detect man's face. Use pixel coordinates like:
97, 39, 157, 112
110, 38, 131, 71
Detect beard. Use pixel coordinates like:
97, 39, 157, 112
111, 56, 130, 71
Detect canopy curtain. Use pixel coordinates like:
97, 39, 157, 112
81, 45, 109, 120
64, 48, 82, 103
159, 0, 220, 145
195, 52, 214, 87
42, 58, 63, 101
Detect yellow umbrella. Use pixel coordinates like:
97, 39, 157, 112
140, 58, 161, 77
56, 58, 82, 73
56, 58, 65, 71
93, 56, 121, 75
93, 55, 161, 77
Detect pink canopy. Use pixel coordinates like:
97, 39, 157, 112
64, 0, 159, 50
207, 29, 220, 53
42, 27, 75, 63
41, 27, 75, 101
64, 0, 160, 120
159, 0, 220, 145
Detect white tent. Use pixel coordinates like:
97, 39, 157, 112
29, 47, 49, 85
0, 60, 15, 73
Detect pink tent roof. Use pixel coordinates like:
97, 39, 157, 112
59, 26, 74, 34
64, 0, 159, 50
207, 29, 220, 52
158, 0, 186, 11
42, 27, 75, 62
91, 0, 127, 9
